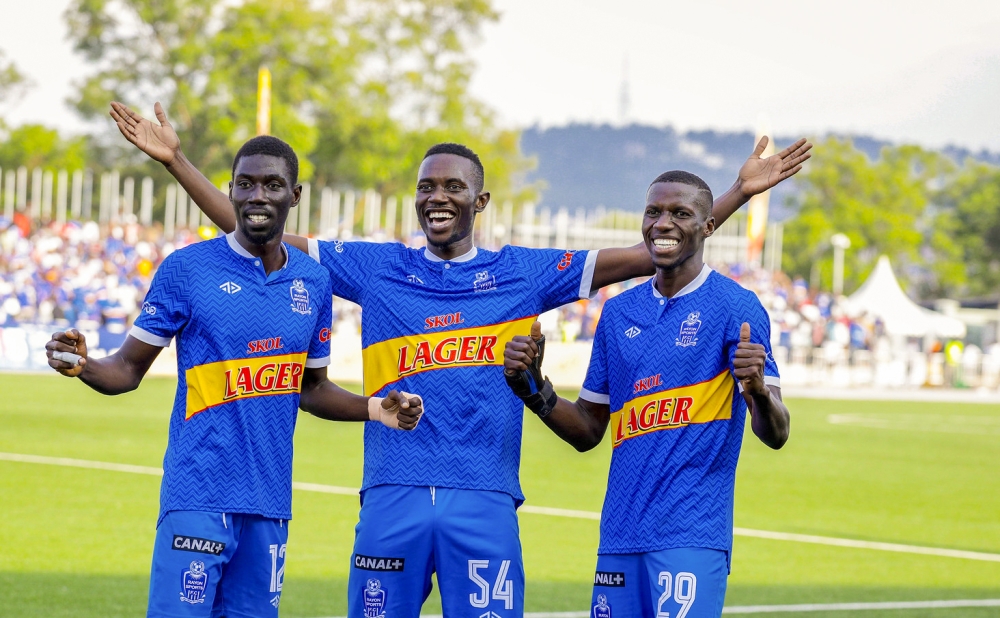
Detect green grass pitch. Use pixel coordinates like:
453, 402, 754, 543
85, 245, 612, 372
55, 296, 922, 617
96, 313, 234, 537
2, 373, 999, 617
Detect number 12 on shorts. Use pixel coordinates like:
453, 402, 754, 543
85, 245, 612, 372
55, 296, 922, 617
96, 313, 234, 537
468, 559, 514, 610
657, 571, 696, 618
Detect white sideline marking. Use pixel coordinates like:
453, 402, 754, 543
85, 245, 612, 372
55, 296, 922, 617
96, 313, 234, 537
5, 452, 1000, 564
312, 600, 1000, 618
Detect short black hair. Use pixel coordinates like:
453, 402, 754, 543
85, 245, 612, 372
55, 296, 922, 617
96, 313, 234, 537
423, 143, 485, 193
233, 136, 299, 184
649, 170, 713, 213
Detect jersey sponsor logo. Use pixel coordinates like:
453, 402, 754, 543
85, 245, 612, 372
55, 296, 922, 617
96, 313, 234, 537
180, 560, 209, 604
473, 270, 496, 293
675, 311, 702, 347
632, 373, 662, 394
289, 279, 312, 315
361, 316, 536, 395
363, 579, 387, 618
594, 571, 626, 587
592, 593, 612, 618
354, 553, 405, 571
172, 535, 226, 556
624, 326, 641, 338
247, 336, 284, 355
219, 281, 242, 294
611, 370, 734, 447
557, 251, 575, 271
318, 327, 331, 343
184, 351, 307, 419
425, 312, 465, 330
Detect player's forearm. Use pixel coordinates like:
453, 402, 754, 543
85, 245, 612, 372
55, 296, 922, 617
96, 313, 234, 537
749, 388, 789, 449
77, 355, 145, 395
711, 180, 751, 228
538, 398, 608, 452
299, 381, 369, 422
591, 243, 654, 289
164, 151, 237, 233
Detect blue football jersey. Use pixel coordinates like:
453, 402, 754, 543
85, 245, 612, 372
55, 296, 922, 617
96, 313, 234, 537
307, 239, 596, 501
580, 265, 779, 556
131, 233, 333, 524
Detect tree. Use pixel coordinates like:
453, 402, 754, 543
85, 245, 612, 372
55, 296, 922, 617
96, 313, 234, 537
0, 124, 88, 172
64, 0, 530, 198
781, 138, 951, 296
0, 49, 32, 120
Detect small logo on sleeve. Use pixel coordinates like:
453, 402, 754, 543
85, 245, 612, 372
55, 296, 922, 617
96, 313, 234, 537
675, 312, 702, 347
142, 302, 157, 315
557, 251, 575, 271
594, 571, 626, 587
289, 279, 312, 315
172, 535, 226, 556
180, 560, 209, 604
333, 240, 345, 253
354, 553, 405, 571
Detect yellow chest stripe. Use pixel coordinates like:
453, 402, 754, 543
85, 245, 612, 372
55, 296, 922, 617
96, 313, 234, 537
185, 352, 308, 419
610, 370, 734, 447
361, 316, 537, 396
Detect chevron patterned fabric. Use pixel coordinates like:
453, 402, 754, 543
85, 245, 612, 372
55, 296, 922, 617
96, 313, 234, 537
313, 240, 594, 501
581, 270, 779, 556
132, 234, 333, 525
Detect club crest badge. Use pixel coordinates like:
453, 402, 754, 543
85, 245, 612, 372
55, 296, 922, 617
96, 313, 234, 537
289, 279, 312, 315
592, 593, 612, 618
473, 270, 496, 293
363, 578, 387, 618
675, 311, 702, 347
179, 560, 208, 604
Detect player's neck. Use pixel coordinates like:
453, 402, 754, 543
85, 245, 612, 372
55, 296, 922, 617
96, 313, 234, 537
653, 255, 705, 298
426, 236, 475, 261
234, 229, 286, 275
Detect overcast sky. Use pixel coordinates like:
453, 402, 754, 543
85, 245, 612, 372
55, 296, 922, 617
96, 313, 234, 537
5, 0, 1000, 150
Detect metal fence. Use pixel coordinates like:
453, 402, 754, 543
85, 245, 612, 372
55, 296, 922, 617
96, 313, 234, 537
0, 165, 782, 267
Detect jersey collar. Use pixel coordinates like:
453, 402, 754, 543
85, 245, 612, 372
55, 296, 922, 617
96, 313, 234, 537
422, 246, 478, 263
226, 232, 289, 271
651, 264, 712, 300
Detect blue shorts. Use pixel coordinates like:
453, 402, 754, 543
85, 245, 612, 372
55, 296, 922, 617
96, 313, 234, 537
348, 485, 524, 618
147, 511, 289, 618
591, 548, 728, 618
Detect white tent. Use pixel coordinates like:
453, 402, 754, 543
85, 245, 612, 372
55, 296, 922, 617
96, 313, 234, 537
847, 255, 966, 339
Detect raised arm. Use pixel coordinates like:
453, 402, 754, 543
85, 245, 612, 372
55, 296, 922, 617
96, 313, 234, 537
298, 367, 423, 430
733, 322, 790, 449
589, 136, 812, 290
46, 329, 162, 395
109, 101, 310, 254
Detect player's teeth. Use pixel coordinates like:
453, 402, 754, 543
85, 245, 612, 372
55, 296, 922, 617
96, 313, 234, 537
654, 239, 678, 248
428, 212, 454, 220
248, 214, 267, 223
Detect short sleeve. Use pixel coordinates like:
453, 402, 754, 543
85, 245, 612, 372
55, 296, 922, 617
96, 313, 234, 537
130, 253, 189, 347
514, 247, 597, 312
729, 292, 781, 392
580, 313, 610, 405
306, 274, 334, 368
307, 239, 391, 304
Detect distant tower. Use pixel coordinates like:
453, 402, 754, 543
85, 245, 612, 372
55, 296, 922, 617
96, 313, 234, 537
618, 55, 631, 125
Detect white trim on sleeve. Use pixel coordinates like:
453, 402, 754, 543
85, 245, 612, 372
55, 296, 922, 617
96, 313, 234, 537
307, 238, 321, 264
305, 356, 331, 368
578, 387, 610, 405
579, 250, 598, 299
128, 326, 172, 348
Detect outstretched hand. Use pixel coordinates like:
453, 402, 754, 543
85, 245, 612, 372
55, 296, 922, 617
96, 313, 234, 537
110, 101, 181, 166
733, 322, 768, 396
738, 136, 812, 198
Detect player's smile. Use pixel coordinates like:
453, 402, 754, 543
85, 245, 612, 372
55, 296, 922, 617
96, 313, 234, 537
415, 153, 488, 258
642, 182, 714, 272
